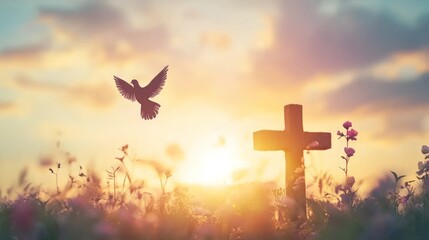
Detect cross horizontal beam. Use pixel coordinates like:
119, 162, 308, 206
253, 130, 331, 151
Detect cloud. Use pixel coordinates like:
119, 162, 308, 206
16, 75, 62, 91
251, 0, 429, 85
64, 82, 117, 109
15, 76, 117, 110
0, 42, 47, 60
377, 112, 427, 138
324, 73, 429, 136
325, 74, 429, 113
38, 0, 170, 61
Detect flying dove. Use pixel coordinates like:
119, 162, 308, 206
114, 66, 168, 120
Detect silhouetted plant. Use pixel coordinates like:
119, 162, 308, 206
49, 162, 61, 195
106, 166, 120, 202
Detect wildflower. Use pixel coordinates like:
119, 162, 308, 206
343, 121, 352, 130
346, 176, 356, 188
347, 129, 358, 141
344, 147, 355, 157
417, 160, 429, 175
422, 145, 429, 155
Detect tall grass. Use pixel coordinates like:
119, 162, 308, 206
1, 128, 429, 239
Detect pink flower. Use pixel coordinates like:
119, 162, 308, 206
347, 129, 358, 141
346, 176, 356, 188
343, 121, 352, 130
344, 147, 355, 157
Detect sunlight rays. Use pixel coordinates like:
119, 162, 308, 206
177, 140, 242, 186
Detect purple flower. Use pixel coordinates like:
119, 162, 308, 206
344, 147, 355, 157
343, 121, 352, 130
347, 129, 358, 141
346, 176, 356, 188
422, 145, 429, 155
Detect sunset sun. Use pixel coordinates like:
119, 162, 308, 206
178, 140, 242, 186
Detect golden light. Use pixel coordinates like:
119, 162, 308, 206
177, 142, 242, 186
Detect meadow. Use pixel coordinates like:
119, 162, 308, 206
1, 122, 429, 240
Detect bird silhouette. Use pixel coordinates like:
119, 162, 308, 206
114, 66, 168, 120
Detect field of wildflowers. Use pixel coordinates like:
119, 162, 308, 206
1, 122, 429, 240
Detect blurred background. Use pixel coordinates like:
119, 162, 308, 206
1, 0, 429, 195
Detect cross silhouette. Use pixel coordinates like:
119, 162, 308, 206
253, 104, 331, 218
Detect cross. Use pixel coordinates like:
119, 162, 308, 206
253, 104, 331, 218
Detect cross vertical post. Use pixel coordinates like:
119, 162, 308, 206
253, 104, 331, 218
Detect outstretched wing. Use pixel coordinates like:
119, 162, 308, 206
114, 76, 136, 101
142, 66, 168, 98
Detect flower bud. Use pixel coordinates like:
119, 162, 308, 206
343, 121, 352, 130
344, 147, 355, 157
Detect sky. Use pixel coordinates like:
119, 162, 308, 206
1, 0, 429, 195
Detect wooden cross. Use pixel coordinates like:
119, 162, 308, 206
253, 104, 331, 218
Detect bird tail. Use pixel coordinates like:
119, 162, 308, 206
140, 100, 160, 120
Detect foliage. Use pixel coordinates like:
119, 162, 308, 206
2, 129, 429, 239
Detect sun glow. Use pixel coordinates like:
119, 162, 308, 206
177, 142, 241, 186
